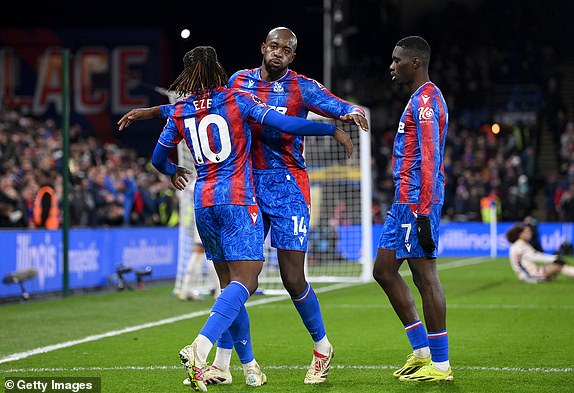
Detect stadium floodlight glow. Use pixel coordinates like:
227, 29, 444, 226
180, 29, 191, 39
491, 123, 501, 134
2, 268, 38, 301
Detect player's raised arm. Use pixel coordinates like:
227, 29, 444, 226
296, 74, 369, 132
259, 108, 353, 157
117, 106, 163, 131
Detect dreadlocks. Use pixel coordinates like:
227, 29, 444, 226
168, 46, 229, 96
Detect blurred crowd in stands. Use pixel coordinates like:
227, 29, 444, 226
0, 109, 179, 228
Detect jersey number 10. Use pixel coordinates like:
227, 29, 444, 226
184, 114, 231, 164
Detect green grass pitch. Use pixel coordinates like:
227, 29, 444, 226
1, 257, 573, 392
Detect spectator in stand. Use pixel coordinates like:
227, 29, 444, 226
0, 175, 28, 227
69, 174, 96, 227
33, 170, 60, 230
480, 189, 501, 223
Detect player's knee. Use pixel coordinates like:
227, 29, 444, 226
372, 264, 393, 286
282, 275, 306, 296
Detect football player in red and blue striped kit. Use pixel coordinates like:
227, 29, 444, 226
118, 27, 369, 385
226, 27, 368, 384
150, 45, 352, 392
372, 36, 452, 382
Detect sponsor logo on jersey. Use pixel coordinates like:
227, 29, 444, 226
405, 243, 412, 252
422, 94, 430, 104
418, 106, 434, 121
248, 80, 255, 88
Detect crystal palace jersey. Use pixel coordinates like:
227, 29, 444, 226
391, 81, 448, 215
158, 87, 271, 208
228, 67, 364, 171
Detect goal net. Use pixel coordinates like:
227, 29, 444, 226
257, 109, 372, 294
175, 107, 373, 296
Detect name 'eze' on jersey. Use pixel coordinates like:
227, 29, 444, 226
192, 98, 212, 110
229, 67, 364, 171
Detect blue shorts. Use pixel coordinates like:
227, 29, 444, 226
254, 170, 310, 251
195, 204, 264, 263
378, 203, 442, 259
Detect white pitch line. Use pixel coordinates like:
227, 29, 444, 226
1, 364, 571, 374
0, 257, 489, 365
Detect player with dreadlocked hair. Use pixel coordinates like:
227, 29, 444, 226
148, 45, 353, 391
168, 46, 228, 96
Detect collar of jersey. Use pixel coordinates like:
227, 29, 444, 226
256, 67, 291, 84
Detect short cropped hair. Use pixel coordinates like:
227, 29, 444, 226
396, 36, 431, 65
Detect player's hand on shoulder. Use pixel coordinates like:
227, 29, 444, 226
333, 128, 353, 158
171, 166, 193, 191
340, 113, 369, 132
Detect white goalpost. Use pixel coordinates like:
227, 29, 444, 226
174, 107, 373, 296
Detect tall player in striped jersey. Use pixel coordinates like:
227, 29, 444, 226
372, 36, 453, 382
149, 46, 352, 392
227, 26, 369, 384
118, 27, 368, 385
